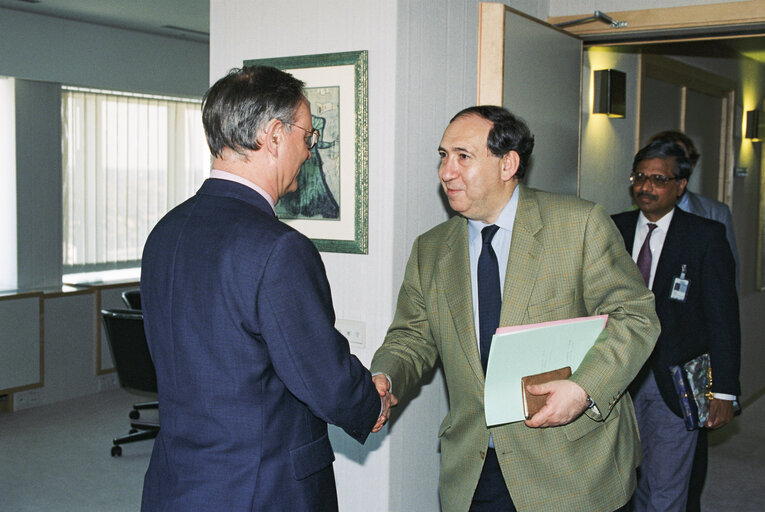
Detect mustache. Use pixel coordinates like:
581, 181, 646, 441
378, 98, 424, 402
635, 191, 658, 201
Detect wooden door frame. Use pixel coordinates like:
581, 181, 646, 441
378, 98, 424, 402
548, 1, 765, 42
477, 2, 580, 105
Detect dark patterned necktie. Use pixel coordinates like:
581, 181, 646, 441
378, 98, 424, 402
479, 225, 501, 372
636, 223, 658, 286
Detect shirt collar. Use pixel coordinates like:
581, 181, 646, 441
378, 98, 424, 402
637, 207, 674, 233
467, 186, 519, 238
209, 169, 276, 213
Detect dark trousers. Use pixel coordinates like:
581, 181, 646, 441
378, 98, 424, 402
686, 428, 708, 511
470, 448, 516, 512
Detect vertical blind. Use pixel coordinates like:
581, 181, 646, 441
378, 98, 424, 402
62, 87, 209, 272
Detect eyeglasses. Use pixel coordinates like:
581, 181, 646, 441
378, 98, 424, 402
285, 122, 320, 150
629, 172, 679, 188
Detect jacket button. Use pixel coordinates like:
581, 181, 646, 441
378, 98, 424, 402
480, 450, 486, 459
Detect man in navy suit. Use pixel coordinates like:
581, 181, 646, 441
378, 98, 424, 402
140, 66, 390, 511
612, 141, 741, 511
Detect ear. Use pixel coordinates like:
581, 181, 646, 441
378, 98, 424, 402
262, 119, 282, 156
677, 178, 688, 198
500, 151, 520, 182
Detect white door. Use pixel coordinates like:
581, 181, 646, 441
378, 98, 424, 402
478, 3, 582, 196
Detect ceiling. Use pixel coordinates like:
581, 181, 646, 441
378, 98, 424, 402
0, 0, 209, 42
1, 0, 764, 62
645, 37, 765, 66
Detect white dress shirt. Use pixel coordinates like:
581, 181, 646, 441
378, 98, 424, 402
209, 169, 276, 214
631, 208, 734, 402
630, 209, 674, 290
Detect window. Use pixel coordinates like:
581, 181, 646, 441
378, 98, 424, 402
62, 87, 209, 273
0, 76, 17, 291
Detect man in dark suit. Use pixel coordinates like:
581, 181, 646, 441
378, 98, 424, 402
612, 140, 741, 511
647, 130, 741, 511
140, 66, 390, 511
648, 130, 739, 289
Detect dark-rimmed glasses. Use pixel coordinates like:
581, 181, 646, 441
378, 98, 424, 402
629, 172, 679, 188
285, 122, 320, 150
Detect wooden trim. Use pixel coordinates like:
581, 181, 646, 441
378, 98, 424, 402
721, 92, 736, 206
75, 280, 140, 291
0, 290, 41, 301
41, 287, 92, 299
477, 2, 506, 105
38, 294, 44, 389
642, 54, 736, 96
548, 1, 765, 38
95, 288, 103, 375
0, 293, 45, 397
89, 281, 138, 375
758, 143, 765, 289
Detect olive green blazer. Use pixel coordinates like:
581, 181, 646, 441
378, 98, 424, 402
371, 186, 659, 512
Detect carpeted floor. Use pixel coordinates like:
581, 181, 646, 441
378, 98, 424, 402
0, 388, 762, 511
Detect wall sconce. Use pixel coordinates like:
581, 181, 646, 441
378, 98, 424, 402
593, 69, 626, 118
746, 110, 761, 141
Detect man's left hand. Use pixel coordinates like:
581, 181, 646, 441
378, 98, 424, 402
524, 380, 589, 428
706, 398, 735, 429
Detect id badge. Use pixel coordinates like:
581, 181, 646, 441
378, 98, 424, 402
670, 264, 690, 302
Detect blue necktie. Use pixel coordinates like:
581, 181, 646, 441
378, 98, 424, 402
479, 225, 501, 373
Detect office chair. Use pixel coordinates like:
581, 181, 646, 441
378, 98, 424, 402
101, 308, 159, 456
121, 288, 141, 310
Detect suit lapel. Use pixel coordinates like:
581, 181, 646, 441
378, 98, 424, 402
653, 209, 685, 298
501, 186, 543, 327
617, 211, 638, 251
438, 219, 486, 383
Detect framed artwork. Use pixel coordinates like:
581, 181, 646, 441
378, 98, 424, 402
244, 50, 368, 254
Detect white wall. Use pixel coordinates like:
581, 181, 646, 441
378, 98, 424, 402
210, 1, 398, 509
579, 46, 641, 213
209, 0, 493, 510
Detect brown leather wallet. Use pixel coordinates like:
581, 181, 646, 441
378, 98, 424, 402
521, 366, 572, 419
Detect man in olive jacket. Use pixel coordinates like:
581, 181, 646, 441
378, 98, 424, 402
371, 106, 659, 512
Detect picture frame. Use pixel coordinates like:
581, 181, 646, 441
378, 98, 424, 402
244, 50, 368, 254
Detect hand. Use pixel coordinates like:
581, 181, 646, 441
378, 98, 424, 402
524, 380, 589, 428
705, 398, 734, 429
371, 374, 398, 433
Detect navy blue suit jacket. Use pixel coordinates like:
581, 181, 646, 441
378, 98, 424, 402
612, 208, 741, 417
140, 178, 380, 511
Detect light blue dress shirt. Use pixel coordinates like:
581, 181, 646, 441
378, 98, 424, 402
467, 186, 519, 354
467, 186, 519, 447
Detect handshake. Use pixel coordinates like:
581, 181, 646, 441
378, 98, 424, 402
371, 374, 398, 433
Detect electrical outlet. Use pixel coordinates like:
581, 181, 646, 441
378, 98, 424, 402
98, 374, 120, 391
336, 319, 365, 347
13, 389, 40, 411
